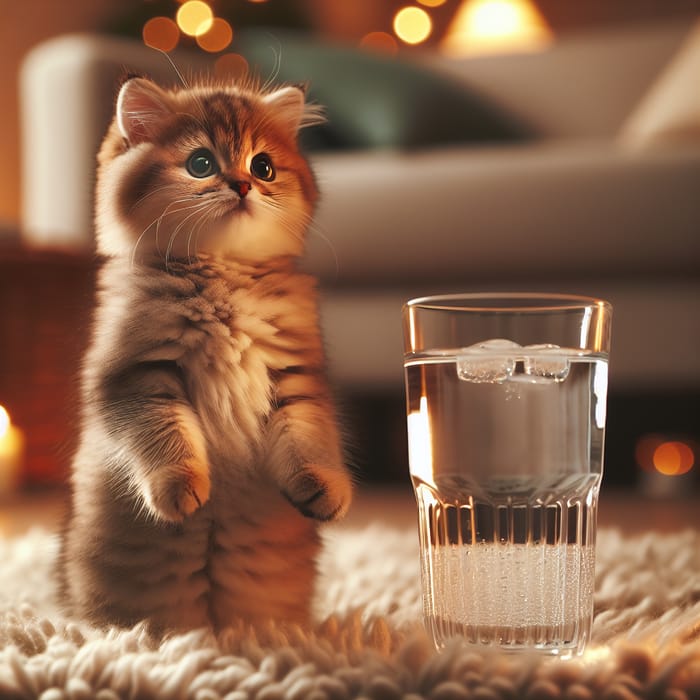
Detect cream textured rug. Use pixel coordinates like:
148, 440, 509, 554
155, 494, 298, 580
1, 524, 699, 699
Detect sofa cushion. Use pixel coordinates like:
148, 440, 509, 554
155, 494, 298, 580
234, 31, 532, 151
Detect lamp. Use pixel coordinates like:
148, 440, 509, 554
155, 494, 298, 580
441, 0, 553, 57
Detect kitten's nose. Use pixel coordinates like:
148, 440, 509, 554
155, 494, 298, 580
231, 180, 251, 198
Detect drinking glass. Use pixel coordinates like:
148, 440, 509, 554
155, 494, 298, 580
402, 293, 612, 657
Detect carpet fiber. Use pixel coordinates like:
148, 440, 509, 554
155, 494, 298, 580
1, 524, 699, 699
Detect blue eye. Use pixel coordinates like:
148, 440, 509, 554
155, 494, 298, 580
250, 153, 275, 182
186, 149, 218, 178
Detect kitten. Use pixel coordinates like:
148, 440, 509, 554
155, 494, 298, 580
59, 76, 353, 632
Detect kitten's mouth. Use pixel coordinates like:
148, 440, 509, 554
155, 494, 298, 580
218, 195, 249, 219
230, 199, 249, 216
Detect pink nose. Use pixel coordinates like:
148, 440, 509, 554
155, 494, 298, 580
233, 181, 251, 198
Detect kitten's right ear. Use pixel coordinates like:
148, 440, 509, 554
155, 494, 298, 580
116, 77, 172, 145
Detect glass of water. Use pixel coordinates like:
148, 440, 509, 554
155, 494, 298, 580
402, 293, 612, 658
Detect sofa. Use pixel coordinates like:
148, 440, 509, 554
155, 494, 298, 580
18, 20, 700, 485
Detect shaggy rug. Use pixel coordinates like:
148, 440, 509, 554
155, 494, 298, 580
1, 524, 699, 699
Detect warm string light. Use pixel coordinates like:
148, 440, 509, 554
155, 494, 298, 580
359, 2, 441, 53
393, 6, 433, 45
214, 53, 250, 80
176, 0, 213, 37
142, 1, 235, 54
652, 441, 695, 476
143, 16, 180, 52
197, 18, 234, 52
359, 31, 399, 55
636, 434, 697, 477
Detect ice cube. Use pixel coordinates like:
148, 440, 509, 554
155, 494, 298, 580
523, 344, 570, 382
456, 339, 521, 383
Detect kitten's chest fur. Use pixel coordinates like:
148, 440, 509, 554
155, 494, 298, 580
98, 256, 322, 466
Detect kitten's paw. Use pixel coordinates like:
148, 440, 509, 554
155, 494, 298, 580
142, 462, 210, 523
283, 466, 352, 522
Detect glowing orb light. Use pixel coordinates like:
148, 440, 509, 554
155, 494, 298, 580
197, 18, 234, 52
393, 6, 433, 45
177, 1, 214, 37
142, 16, 180, 52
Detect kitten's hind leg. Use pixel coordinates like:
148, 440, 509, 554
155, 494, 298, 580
99, 361, 211, 523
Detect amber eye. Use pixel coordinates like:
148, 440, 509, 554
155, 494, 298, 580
250, 153, 275, 182
186, 149, 218, 178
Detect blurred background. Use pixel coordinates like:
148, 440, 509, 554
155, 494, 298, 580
0, 0, 699, 513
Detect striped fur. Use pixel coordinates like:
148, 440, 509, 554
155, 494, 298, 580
59, 77, 352, 632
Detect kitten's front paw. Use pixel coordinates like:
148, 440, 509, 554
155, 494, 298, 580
283, 466, 352, 522
142, 461, 210, 523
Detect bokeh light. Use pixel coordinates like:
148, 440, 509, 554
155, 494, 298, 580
418, 0, 447, 6
359, 31, 399, 55
653, 441, 695, 476
177, 0, 214, 37
196, 17, 234, 52
214, 53, 250, 81
393, 6, 432, 45
636, 434, 697, 477
142, 16, 180, 52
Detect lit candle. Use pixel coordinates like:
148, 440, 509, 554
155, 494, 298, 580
0, 405, 24, 496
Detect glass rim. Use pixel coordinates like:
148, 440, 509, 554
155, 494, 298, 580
404, 292, 612, 314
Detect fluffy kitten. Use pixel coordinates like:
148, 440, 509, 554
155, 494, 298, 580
59, 76, 353, 632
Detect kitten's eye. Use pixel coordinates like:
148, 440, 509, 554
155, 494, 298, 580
250, 153, 275, 182
186, 149, 218, 178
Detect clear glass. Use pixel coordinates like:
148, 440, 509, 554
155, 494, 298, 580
402, 293, 612, 658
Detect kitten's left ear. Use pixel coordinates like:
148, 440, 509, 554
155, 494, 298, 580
116, 77, 173, 145
262, 86, 307, 134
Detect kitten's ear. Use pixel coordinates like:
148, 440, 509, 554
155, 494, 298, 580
262, 86, 307, 134
116, 77, 172, 145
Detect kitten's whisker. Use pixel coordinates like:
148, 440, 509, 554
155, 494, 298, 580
256, 196, 338, 275
148, 46, 189, 88
307, 221, 340, 279
261, 37, 283, 92
130, 184, 181, 213
165, 201, 212, 265
133, 199, 198, 268
257, 196, 310, 242
133, 196, 203, 266
152, 196, 203, 234
186, 205, 213, 262
131, 225, 155, 268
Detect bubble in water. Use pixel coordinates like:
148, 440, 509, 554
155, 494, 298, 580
456, 339, 521, 383
523, 344, 570, 382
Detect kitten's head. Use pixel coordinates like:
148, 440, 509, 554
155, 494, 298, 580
95, 76, 322, 264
